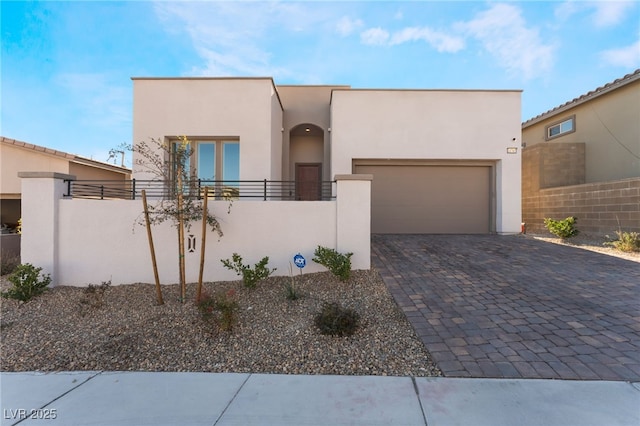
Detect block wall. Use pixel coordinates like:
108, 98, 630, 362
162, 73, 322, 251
523, 178, 640, 235
522, 144, 639, 235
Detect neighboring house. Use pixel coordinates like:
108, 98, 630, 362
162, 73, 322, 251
1, 136, 131, 258
133, 78, 522, 235
521, 70, 640, 235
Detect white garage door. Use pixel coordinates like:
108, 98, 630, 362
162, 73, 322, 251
354, 163, 492, 234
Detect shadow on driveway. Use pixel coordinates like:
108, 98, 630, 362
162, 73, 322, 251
372, 234, 640, 381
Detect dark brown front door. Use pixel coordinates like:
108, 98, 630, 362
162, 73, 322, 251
295, 163, 322, 200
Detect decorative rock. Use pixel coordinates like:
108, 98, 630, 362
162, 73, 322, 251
1, 270, 441, 377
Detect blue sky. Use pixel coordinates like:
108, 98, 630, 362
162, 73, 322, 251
2, 1, 639, 167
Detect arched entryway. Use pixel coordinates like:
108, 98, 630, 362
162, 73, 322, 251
289, 123, 324, 200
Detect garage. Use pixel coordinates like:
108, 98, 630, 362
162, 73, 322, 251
354, 161, 494, 234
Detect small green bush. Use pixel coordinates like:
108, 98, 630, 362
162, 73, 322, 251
314, 302, 359, 337
313, 246, 353, 282
197, 289, 239, 332
221, 253, 275, 289
544, 216, 579, 240
1, 263, 51, 302
605, 231, 640, 253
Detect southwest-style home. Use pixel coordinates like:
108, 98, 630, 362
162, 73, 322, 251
19, 78, 522, 286
522, 69, 640, 234
132, 78, 522, 235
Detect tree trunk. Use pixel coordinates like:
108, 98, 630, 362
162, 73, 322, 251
196, 186, 209, 302
142, 190, 163, 305
176, 165, 187, 303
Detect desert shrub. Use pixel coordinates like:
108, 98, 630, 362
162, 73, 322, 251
605, 231, 640, 253
314, 302, 359, 337
221, 253, 275, 289
283, 276, 300, 301
313, 246, 353, 282
197, 289, 239, 332
1, 263, 51, 302
0, 253, 20, 276
283, 263, 301, 301
544, 216, 579, 240
78, 281, 111, 314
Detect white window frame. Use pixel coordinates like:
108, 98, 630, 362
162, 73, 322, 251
545, 115, 575, 140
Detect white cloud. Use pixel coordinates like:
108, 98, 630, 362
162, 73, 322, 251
336, 16, 363, 37
153, 1, 327, 78
360, 27, 390, 46
457, 3, 555, 80
592, 1, 635, 28
361, 26, 464, 53
600, 39, 640, 68
191, 48, 289, 78
554, 1, 580, 21
554, 1, 635, 28
389, 27, 464, 53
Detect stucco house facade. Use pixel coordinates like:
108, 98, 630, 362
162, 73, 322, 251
133, 78, 523, 235
16, 78, 522, 287
1, 136, 130, 259
521, 69, 640, 234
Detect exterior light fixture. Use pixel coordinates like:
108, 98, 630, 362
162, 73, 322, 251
507, 147, 518, 154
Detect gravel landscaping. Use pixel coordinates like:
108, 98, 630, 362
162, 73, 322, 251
1, 269, 442, 377
527, 233, 640, 263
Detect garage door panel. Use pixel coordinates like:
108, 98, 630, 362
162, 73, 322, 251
355, 164, 491, 234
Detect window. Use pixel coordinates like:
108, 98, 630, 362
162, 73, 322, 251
194, 139, 239, 182
546, 116, 575, 140
170, 138, 240, 198
170, 138, 239, 181
222, 142, 240, 181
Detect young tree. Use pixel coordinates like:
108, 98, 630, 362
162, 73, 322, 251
131, 136, 223, 303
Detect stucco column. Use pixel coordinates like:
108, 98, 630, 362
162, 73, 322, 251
19, 172, 74, 286
335, 174, 373, 271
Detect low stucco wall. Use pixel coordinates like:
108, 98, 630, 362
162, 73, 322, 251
57, 199, 339, 285
20, 173, 371, 286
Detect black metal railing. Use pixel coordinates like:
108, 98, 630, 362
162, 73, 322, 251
64, 179, 336, 201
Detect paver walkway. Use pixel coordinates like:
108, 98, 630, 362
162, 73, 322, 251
372, 234, 640, 381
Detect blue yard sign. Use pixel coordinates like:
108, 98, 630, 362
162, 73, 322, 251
293, 253, 306, 269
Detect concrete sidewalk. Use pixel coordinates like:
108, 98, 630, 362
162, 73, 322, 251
1, 372, 639, 426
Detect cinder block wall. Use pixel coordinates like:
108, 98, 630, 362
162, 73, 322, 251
522, 144, 639, 235
523, 178, 640, 235
522, 143, 586, 193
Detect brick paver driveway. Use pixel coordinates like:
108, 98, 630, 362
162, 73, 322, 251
372, 234, 640, 381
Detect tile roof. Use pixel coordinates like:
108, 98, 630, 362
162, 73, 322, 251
1, 136, 131, 174
522, 69, 640, 127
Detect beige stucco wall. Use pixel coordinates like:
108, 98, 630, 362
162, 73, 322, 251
20, 173, 371, 286
290, 135, 324, 178
270, 84, 284, 181
68, 162, 129, 181
132, 78, 283, 181
522, 80, 640, 183
330, 89, 523, 234
1, 144, 70, 195
277, 85, 348, 181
